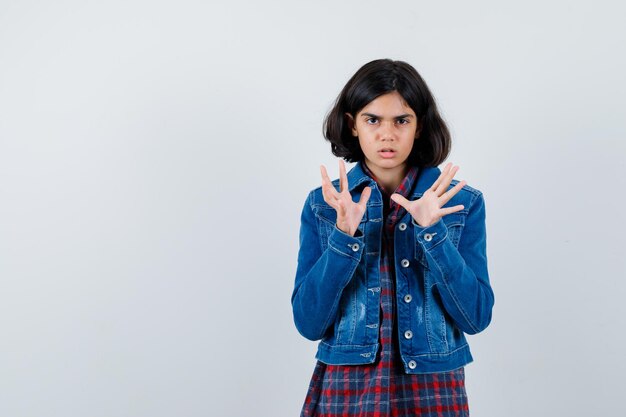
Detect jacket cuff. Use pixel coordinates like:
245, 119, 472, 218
327, 225, 365, 261
411, 217, 448, 250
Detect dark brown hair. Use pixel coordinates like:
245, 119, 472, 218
323, 59, 451, 167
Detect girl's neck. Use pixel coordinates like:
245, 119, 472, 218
364, 160, 409, 195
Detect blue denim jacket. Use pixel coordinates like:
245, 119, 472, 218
291, 161, 495, 374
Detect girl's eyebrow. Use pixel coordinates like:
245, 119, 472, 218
361, 112, 415, 119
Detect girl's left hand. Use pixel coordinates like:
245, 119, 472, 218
390, 162, 467, 227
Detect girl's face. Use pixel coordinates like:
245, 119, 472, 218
346, 91, 420, 174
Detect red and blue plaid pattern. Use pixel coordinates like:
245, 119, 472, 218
300, 162, 470, 417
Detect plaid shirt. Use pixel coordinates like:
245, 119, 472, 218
300, 161, 469, 417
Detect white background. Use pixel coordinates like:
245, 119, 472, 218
1, 1, 625, 416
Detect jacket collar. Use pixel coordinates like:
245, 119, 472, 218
347, 160, 442, 199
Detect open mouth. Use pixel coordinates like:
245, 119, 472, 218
378, 149, 396, 158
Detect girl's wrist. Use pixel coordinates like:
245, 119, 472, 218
336, 222, 354, 237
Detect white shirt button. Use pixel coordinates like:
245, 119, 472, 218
408, 360, 417, 369
404, 294, 412, 303
398, 223, 407, 231
404, 330, 413, 339
424, 233, 433, 242
351, 243, 360, 251
401, 259, 410, 268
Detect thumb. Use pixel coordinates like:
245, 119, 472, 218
390, 193, 411, 210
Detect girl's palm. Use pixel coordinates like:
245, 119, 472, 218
391, 163, 466, 227
320, 160, 371, 237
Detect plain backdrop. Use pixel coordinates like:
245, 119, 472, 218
1, 1, 625, 416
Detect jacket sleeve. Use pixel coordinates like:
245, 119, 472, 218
291, 191, 365, 341
412, 191, 495, 334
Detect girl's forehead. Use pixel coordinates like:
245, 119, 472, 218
360, 91, 414, 115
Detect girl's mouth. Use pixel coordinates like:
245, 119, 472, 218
378, 149, 396, 158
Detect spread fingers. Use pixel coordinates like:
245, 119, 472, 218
430, 162, 452, 191
339, 160, 349, 193
439, 179, 466, 205
320, 165, 339, 202
435, 164, 459, 195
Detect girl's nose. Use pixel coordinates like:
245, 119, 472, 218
379, 121, 395, 140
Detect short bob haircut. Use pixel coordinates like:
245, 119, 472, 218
323, 59, 451, 167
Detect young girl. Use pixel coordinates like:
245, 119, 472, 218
291, 59, 495, 417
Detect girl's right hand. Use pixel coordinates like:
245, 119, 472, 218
320, 160, 371, 237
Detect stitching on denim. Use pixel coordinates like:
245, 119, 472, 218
404, 343, 469, 358
440, 312, 448, 350
348, 281, 357, 342
327, 242, 359, 261
319, 340, 377, 349
424, 273, 435, 351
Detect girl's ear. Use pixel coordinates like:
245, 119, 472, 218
344, 112, 358, 137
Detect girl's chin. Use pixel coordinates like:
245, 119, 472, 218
365, 158, 407, 169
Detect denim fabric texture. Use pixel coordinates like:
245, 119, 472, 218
291, 161, 495, 374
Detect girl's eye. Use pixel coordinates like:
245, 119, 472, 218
366, 117, 379, 125
396, 118, 409, 125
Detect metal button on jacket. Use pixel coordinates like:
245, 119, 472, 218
351, 243, 360, 252
424, 233, 433, 242
398, 222, 407, 231
408, 360, 417, 369
404, 330, 413, 339
401, 259, 410, 268
404, 294, 412, 303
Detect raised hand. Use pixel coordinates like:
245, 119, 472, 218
391, 162, 466, 227
320, 160, 372, 237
